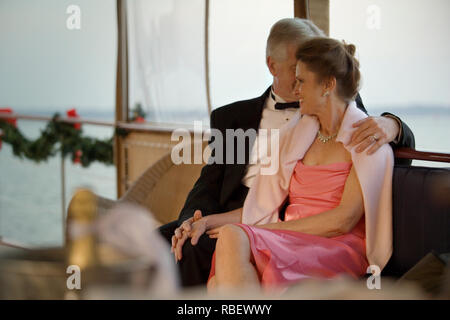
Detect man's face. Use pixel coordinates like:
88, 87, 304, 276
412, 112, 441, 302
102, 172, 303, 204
268, 43, 299, 102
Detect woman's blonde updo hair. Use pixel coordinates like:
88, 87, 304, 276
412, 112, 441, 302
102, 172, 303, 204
295, 38, 360, 102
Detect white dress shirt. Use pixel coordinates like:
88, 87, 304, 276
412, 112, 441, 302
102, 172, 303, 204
241, 90, 299, 188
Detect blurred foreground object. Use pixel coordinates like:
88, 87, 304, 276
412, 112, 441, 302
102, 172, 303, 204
397, 251, 450, 299
0, 189, 179, 299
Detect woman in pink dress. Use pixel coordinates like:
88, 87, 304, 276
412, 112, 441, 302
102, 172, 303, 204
207, 160, 369, 290
184, 37, 391, 292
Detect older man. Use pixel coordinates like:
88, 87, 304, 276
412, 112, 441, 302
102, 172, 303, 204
159, 18, 415, 287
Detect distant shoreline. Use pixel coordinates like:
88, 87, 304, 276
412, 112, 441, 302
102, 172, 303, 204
370, 107, 450, 116
7, 106, 450, 120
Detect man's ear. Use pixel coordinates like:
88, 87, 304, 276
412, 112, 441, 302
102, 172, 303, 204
267, 56, 277, 77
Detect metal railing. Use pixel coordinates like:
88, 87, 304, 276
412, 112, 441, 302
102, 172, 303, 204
0, 112, 204, 133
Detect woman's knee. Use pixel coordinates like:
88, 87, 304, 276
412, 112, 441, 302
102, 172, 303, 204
216, 224, 248, 256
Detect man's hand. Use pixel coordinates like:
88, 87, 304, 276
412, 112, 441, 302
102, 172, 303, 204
171, 210, 203, 262
347, 116, 400, 155
171, 217, 192, 256
206, 226, 224, 239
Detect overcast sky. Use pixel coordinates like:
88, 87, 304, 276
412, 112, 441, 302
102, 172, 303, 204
0, 0, 449, 115
330, 0, 450, 108
0, 0, 117, 113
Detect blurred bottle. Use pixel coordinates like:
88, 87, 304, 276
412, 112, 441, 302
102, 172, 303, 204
65, 189, 99, 299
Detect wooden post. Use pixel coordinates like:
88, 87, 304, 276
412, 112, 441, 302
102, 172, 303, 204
204, 0, 212, 116
294, 0, 309, 19
115, 0, 129, 198
61, 153, 66, 243
294, 0, 329, 36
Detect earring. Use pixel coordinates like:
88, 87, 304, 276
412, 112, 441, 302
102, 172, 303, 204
322, 91, 329, 97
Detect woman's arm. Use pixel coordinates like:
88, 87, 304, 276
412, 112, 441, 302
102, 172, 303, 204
203, 207, 243, 230
259, 167, 364, 238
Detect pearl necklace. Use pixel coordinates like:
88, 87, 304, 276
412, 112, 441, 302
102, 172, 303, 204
317, 130, 337, 143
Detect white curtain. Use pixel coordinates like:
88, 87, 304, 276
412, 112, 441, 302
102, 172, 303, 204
127, 0, 209, 124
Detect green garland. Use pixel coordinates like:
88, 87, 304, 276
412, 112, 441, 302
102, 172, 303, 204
0, 114, 128, 167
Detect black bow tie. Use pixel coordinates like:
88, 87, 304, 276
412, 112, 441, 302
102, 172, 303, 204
275, 101, 300, 110
271, 92, 300, 110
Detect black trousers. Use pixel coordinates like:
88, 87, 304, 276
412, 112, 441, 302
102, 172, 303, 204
159, 220, 217, 288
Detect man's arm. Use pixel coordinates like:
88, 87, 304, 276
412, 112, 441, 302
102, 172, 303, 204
177, 109, 226, 224
352, 94, 416, 165
381, 112, 415, 165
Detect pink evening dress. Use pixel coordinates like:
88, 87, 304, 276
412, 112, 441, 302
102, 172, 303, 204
208, 160, 369, 289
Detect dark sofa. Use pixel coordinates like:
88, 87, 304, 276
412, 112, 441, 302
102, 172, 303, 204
383, 164, 450, 277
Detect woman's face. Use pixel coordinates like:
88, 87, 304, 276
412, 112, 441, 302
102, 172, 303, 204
294, 61, 326, 116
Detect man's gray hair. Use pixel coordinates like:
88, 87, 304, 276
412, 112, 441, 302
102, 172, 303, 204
266, 18, 325, 61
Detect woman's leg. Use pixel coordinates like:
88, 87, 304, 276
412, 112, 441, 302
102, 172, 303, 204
207, 275, 216, 292
214, 224, 260, 290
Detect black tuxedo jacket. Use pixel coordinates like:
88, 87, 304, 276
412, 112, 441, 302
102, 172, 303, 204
178, 87, 415, 223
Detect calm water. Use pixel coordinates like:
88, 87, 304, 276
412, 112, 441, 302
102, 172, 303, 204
0, 112, 449, 247
0, 120, 117, 247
